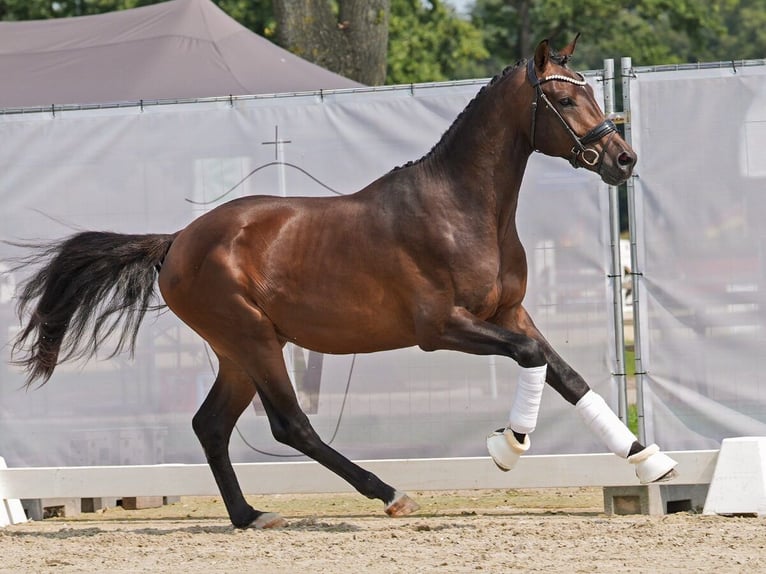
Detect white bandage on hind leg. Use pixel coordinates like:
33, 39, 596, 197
508, 364, 547, 435
575, 390, 636, 458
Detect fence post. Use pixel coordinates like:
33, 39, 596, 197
603, 59, 628, 424
621, 56, 648, 444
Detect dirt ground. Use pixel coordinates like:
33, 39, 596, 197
1, 488, 764, 573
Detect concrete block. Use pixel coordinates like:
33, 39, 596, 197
604, 485, 663, 515
604, 483, 709, 515
21, 498, 81, 521
121, 496, 164, 510
81, 497, 119, 513
703, 436, 766, 517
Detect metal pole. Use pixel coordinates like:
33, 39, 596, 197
621, 57, 647, 444
603, 59, 628, 423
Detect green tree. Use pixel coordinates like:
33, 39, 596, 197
470, 0, 727, 71
0, 0, 66, 19
212, 1, 275, 37
387, 0, 488, 83
698, 0, 766, 61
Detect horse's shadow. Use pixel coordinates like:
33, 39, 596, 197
5, 509, 603, 539
4, 518, 362, 538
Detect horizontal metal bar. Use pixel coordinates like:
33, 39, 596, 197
0, 70, 605, 116
632, 59, 765, 75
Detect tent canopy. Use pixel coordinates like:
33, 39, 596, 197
0, 0, 361, 109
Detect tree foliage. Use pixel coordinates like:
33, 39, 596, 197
387, 0, 488, 83
469, 0, 757, 72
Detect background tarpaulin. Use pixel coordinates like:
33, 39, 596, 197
0, 76, 617, 467
0, 0, 360, 109
630, 63, 766, 448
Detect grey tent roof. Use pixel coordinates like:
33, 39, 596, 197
0, 0, 361, 109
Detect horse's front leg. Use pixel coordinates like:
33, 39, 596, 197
488, 305, 677, 483
416, 305, 677, 483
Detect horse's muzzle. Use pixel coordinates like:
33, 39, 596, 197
598, 143, 636, 186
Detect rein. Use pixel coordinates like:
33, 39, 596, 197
526, 59, 617, 169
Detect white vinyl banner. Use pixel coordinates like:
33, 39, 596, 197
0, 75, 617, 467
631, 62, 766, 449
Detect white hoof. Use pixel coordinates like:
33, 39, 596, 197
486, 428, 530, 471
628, 444, 679, 484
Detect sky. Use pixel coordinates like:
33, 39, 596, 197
445, 0, 474, 16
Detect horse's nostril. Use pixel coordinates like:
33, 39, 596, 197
618, 151, 634, 167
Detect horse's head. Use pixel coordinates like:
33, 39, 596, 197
526, 35, 636, 186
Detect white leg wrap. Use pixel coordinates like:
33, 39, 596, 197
575, 390, 636, 458
508, 364, 547, 435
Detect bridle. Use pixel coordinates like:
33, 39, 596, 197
527, 59, 617, 169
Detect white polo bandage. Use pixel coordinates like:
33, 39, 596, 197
508, 364, 547, 435
575, 390, 636, 458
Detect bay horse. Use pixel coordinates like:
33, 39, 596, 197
9, 37, 677, 529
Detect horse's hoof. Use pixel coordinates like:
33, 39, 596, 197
653, 468, 679, 483
628, 444, 678, 484
385, 491, 420, 517
486, 428, 529, 471
252, 512, 288, 529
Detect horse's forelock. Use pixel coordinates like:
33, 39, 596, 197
550, 50, 570, 68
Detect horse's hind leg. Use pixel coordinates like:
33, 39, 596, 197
259, 361, 419, 516
192, 355, 286, 529
229, 327, 418, 517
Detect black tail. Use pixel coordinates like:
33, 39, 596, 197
8, 231, 176, 387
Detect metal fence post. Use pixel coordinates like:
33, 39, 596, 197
603, 59, 628, 423
621, 56, 647, 444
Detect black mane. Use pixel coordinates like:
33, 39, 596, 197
390, 47, 575, 173
390, 59, 528, 173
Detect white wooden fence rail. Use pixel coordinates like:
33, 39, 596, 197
0, 451, 718, 500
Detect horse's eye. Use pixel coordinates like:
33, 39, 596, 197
559, 97, 575, 107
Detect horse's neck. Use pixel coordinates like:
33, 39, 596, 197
426, 76, 532, 229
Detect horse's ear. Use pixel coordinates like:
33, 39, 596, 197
534, 39, 550, 74
559, 33, 581, 65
